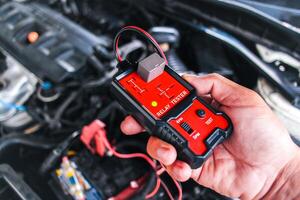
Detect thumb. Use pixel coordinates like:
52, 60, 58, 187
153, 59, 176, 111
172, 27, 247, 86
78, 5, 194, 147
183, 73, 261, 107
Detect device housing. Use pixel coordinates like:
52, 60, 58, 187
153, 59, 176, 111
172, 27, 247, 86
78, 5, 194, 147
111, 61, 233, 169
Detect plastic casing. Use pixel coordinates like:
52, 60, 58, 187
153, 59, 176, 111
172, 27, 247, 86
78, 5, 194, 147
111, 61, 233, 169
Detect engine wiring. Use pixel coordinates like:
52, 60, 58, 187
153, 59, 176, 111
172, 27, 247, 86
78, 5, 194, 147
111, 141, 181, 200
79, 120, 183, 200
159, 162, 183, 200
102, 126, 183, 200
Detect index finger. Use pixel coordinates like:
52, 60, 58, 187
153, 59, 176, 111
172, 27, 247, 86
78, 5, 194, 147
183, 73, 262, 107
120, 115, 144, 135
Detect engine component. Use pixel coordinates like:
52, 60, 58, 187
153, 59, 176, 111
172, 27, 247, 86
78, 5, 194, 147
36, 83, 61, 103
0, 164, 41, 200
146, 0, 300, 106
55, 156, 101, 200
256, 43, 300, 144
0, 1, 118, 135
39, 131, 81, 175
257, 78, 300, 144
0, 133, 57, 156
0, 2, 110, 83
149, 27, 180, 48
117, 39, 147, 63
51, 149, 157, 200
149, 27, 188, 73
0, 55, 37, 130
0, 51, 6, 73
256, 44, 300, 69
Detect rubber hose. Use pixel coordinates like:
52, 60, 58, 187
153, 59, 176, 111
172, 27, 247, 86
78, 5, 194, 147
88, 55, 105, 74
0, 134, 57, 156
166, 49, 188, 72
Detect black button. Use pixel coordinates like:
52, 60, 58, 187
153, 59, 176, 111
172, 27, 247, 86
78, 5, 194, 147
180, 122, 193, 134
196, 109, 206, 118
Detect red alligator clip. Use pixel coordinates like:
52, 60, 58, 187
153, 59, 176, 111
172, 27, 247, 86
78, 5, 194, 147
80, 120, 106, 157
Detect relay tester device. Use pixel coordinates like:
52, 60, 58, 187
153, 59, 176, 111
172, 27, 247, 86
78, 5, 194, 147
111, 26, 232, 168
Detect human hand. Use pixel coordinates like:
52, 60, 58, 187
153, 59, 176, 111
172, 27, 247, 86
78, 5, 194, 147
120, 74, 300, 199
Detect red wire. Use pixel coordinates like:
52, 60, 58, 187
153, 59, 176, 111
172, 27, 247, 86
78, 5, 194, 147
126, 26, 167, 63
156, 167, 166, 176
145, 178, 161, 199
102, 134, 156, 169
155, 167, 175, 200
114, 26, 168, 65
101, 132, 161, 198
115, 36, 122, 62
159, 162, 183, 200
172, 176, 183, 200
95, 123, 180, 200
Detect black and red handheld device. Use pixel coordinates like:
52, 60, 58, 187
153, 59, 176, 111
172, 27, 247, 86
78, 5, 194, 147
111, 26, 232, 169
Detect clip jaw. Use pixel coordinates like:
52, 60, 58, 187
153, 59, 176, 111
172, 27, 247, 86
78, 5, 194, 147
80, 120, 106, 157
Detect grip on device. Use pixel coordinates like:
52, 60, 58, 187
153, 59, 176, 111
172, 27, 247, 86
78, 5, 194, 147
156, 97, 232, 168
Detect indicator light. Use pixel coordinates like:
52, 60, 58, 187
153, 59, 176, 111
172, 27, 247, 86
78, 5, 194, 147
151, 101, 158, 107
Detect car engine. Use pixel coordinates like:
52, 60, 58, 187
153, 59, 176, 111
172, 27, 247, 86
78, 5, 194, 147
0, 0, 299, 200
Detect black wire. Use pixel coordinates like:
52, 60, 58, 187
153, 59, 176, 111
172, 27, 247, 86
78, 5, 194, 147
133, 5, 155, 27
39, 131, 80, 175
87, 55, 105, 74
0, 134, 58, 157
97, 102, 120, 119
49, 91, 79, 129
131, 172, 156, 200
113, 26, 165, 63
115, 140, 146, 154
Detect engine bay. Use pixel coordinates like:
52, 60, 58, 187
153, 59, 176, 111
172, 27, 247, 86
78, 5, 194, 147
0, 0, 300, 200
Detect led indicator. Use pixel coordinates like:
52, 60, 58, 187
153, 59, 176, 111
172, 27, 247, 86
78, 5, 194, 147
151, 101, 158, 107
